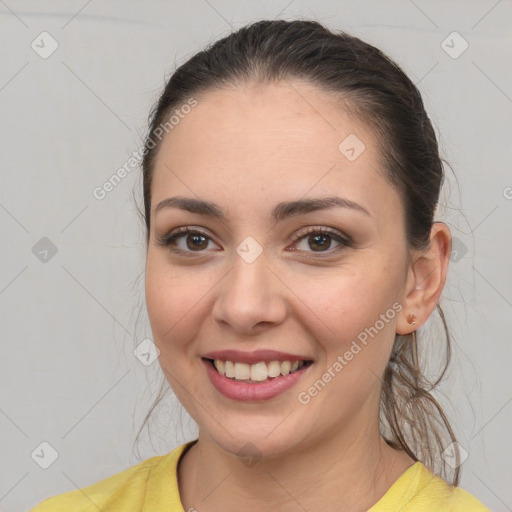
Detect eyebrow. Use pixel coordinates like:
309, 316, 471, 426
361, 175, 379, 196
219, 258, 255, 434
154, 196, 371, 221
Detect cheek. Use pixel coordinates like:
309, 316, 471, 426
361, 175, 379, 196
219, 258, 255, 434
144, 252, 209, 351
290, 259, 401, 354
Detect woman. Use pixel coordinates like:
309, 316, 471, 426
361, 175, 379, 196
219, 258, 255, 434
32, 19, 490, 511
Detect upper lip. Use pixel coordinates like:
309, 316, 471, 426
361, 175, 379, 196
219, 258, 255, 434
202, 350, 313, 364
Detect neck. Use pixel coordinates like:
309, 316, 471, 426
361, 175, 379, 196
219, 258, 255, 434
178, 419, 414, 512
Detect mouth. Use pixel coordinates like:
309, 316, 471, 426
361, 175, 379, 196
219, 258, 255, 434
200, 348, 315, 401
203, 357, 314, 384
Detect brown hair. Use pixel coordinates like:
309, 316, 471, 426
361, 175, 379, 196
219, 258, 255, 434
136, 19, 460, 485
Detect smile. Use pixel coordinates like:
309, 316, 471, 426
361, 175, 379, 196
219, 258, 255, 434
202, 357, 314, 401
210, 359, 308, 383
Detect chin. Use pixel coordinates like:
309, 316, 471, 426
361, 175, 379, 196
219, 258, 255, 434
200, 417, 309, 462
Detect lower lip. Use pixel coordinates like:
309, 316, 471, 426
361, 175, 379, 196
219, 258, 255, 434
203, 359, 311, 401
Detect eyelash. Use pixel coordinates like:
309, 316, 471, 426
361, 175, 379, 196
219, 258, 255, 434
156, 225, 353, 257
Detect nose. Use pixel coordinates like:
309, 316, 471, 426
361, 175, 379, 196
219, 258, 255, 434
211, 254, 287, 336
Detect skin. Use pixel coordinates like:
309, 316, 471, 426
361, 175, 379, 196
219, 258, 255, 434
144, 80, 452, 512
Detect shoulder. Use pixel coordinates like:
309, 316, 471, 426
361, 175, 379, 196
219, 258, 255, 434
371, 462, 491, 512
29, 443, 192, 512
29, 455, 164, 511
418, 476, 491, 511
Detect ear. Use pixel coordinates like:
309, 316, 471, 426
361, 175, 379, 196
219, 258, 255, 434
396, 222, 452, 335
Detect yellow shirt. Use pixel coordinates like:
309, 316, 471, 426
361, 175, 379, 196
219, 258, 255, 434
30, 440, 490, 511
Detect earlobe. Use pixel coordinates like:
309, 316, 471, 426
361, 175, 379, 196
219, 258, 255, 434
406, 313, 417, 326
396, 222, 452, 335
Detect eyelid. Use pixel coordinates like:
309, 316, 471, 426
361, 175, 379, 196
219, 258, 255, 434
290, 225, 352, 245
155, 226, 221, 251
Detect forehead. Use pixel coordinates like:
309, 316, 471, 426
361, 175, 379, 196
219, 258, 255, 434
151, 81, 401, 222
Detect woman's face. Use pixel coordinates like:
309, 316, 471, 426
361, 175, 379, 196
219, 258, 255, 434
145, 81, 411, 458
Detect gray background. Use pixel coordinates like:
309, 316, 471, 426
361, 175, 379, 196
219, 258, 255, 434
1, 1, 511, 510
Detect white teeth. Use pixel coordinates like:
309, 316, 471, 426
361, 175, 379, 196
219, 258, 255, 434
234, 362, 251, 380
280, 361, 291, 376
214, 360, 224, 374
224, 360, 235, 378
251, 362, 268, 381
212, 359, 307, 381
267, 360, 281, 378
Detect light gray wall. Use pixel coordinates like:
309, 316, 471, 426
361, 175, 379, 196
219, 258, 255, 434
1, 1, 510, 510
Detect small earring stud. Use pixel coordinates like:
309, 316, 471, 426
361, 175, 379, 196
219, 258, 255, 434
406, 313, 416, 326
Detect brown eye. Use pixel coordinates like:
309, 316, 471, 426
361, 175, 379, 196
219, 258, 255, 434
157, 227, 219, 254
291, 227, 351, 255
307, 233, 332, 251
186, 233, 209, 251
